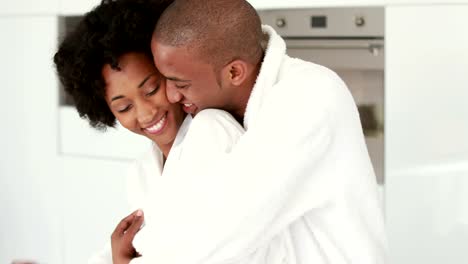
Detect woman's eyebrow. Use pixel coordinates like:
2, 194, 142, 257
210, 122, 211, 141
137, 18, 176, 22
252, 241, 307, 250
138, 72, 158, 88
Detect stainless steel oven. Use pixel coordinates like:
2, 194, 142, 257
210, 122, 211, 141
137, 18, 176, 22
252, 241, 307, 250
258, 7, 385, 185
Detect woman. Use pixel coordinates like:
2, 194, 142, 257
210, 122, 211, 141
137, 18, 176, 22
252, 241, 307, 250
53, 1, 244, 263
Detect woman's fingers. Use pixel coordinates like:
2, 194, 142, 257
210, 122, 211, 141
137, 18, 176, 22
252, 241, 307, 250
125, 210, 144, 241
112, 209, 144, 238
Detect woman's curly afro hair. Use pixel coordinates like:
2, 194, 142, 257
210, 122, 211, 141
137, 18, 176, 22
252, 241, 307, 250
54, 0, 172, 130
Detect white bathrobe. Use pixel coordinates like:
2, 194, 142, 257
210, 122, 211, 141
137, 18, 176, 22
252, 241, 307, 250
129, 25, 387, 264
88, 110, 245, 264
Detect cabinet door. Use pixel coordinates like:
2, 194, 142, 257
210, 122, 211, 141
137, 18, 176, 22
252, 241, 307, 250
0, 0, 58, 15
247, 0, 385, 9
386, 0, 468, 4
61, 157, 130, 264
0, 17, 62, 263
386, 5, 468, 264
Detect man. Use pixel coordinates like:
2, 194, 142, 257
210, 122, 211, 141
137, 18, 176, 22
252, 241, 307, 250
120, 0, 387, 263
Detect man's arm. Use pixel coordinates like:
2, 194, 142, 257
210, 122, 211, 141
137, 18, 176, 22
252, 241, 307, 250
132, 75, 338, 263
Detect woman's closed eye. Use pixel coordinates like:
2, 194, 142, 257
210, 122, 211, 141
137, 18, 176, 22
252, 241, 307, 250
145, 83, 160, 97
117, 104, 132, 113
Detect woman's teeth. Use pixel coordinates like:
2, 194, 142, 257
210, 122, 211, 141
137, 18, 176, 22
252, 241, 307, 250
145, 114, 167, 134
184, 103, 193, 107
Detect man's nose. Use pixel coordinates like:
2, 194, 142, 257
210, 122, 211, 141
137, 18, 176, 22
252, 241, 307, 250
166, 82, 183, 104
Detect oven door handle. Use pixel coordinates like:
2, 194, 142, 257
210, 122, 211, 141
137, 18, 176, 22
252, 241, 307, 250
286, 40, 384, 56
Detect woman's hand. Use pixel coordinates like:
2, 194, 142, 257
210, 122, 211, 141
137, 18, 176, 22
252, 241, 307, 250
111, 209, 144, 264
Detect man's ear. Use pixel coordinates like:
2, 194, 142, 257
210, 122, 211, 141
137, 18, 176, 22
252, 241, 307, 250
222, 59, 248, 86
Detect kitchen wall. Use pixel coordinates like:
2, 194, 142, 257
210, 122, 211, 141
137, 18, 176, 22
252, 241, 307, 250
0, 14, 62, 263
385, 5, 468, 263
1, 0, 467, 263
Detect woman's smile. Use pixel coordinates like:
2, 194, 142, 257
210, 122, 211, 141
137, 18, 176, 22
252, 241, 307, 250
143, 112, 168, 135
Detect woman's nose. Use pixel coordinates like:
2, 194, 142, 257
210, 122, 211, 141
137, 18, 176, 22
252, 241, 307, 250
137, 101, 157, 124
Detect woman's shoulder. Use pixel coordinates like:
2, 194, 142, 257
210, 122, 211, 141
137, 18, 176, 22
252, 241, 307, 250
132, 144, 163, 170
126, 144, 164, 187
182, 109, 245, 155
190, 109, 244, 133
126, 144, 164, 210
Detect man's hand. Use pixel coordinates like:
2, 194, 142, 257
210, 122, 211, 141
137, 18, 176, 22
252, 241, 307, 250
111, 209, 144, 264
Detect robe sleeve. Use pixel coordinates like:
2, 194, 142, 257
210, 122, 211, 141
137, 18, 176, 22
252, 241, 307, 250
130, 109, 246, 264
130, 70, 342, 263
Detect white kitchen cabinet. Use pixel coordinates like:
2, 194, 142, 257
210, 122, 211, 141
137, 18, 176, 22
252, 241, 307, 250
387, 0, 468, 4
0, 0, 58, 15
249, 0, 468, 10
0, 16, 62, 263
60, 156, 130, 264
385, 5, 468, 264
59, 0, 100, 15
248, 0, 384, 9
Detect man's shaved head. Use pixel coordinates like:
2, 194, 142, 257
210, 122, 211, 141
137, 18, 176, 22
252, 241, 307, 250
153, 0, 263, 69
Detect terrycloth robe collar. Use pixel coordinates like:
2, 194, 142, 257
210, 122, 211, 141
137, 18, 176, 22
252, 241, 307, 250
243, 25, 286, 130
